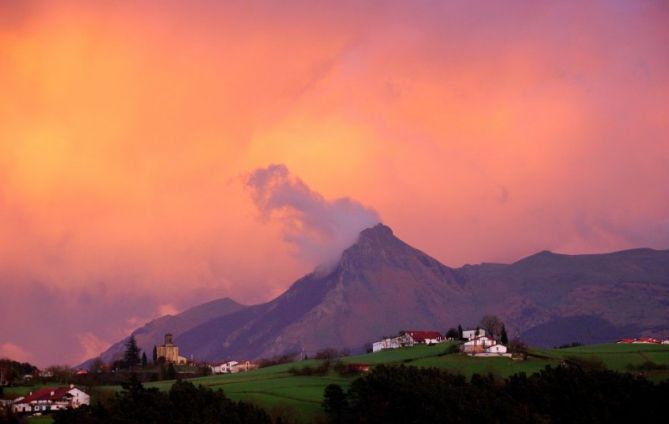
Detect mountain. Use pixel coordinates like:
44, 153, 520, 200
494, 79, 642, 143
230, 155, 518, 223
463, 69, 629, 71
89, 297, 246, 366
92, 224, 669, 364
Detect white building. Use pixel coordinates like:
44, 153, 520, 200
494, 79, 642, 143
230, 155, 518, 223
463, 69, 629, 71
462, 329, 486, 341
372, 338, 402, 352
462, 336, 497, 354
210, 360, 257, 374
372, 331, 418, 352
210, 361, 239, 374
13, 385, 89, 414
485, 344, 508, 354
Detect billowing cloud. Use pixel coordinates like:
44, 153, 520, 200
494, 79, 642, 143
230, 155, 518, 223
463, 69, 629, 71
247, 164, 380, 265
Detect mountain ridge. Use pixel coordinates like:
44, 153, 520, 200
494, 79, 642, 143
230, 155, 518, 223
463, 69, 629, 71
89, 224, 669, 365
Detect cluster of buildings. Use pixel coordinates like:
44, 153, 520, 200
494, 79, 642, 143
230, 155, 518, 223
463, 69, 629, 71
461, 330, 510, 357
617, 337, 669, 345
372, 330, 445, 352
8, 385, 90, 415
372, 328, 511, 358
156, 333, 258, 374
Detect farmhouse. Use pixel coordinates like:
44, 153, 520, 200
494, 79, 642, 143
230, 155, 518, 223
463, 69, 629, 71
372, 330, 443, 353
619, 337, 667, 344
462, 329, 486, 341
156, 333, 188, 365
12, 385, 89, 414
404, 330, 444, 345
372, 333, 414, 352
462, 336, 495, 353
210, 360, 258, 374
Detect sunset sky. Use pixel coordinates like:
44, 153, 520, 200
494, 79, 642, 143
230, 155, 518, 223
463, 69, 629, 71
1, 0, 668, 366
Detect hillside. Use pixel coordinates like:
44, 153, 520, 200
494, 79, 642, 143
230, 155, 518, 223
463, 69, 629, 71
91, 297, 246, 365
131, 343, 668, 422
93, 224, 669, 363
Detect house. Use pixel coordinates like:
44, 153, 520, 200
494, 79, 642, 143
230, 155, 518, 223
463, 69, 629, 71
156, 333, 188, 365
473, 344, 511, 358
633, 337, 659, 344
462, 336, 496, 354
210, 361, 237, 374
373, 338, 401, 352
617, 338, 636, 344
485, 344, 508, 354
662, 339, 669, 345
12, 385, 89, 414
372, 333, 415, 352
462, 329, 486, 341
403, 331, 444, 345
210, 360, 257, 374
349, 363, 370, 373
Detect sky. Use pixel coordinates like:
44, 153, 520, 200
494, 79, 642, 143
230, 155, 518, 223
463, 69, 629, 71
0, 0, 668, 367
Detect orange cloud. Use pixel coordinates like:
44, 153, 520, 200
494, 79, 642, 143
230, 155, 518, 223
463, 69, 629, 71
0, 0, 668, 366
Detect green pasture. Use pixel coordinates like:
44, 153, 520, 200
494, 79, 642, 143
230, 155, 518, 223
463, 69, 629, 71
6, 343, 668, 423
144, 343, 669, 421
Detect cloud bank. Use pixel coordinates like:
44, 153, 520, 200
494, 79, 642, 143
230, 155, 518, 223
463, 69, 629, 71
0, 0, 667, 366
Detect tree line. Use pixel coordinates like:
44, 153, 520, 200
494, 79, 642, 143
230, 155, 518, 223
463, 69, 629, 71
51, 375, 271, 424
322, 363, 669, 423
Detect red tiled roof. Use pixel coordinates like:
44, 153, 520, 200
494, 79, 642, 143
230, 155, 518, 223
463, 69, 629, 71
22, 387, 72, 403
405, 331, 443, 342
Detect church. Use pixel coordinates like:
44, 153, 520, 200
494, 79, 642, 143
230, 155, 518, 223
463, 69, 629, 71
156, 333, 188, 365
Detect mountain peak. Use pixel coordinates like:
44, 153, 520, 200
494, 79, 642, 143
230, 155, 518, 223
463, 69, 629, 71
358, 222, 394, 241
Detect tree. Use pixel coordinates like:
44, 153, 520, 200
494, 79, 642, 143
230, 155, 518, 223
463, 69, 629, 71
141, 352, 148, 368
479, 315, 504, 340
445, 328, 459, 339
508, 338, 528, 357
457, 324, 463, 340
501, 325, 509, 345
166, 363, 176, 380
152, 345, 158, 364
123, 335, 141, 370
322, 384, 348, 424
89, 357, 105, 373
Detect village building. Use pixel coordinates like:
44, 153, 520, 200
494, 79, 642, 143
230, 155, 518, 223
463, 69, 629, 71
462, 335, 511, 357
210, 360, 258, 374
372, 331, 444, 352
12, 385, 89, 414
462, 336, 496, 354
156, 333, 188, 365
404, 330, 444, 345
462, 329, 486, 341
372, 337, 404, 352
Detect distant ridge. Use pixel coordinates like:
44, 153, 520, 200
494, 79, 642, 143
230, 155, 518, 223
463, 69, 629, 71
90, 224, 669, 364
85, 297, 245, 367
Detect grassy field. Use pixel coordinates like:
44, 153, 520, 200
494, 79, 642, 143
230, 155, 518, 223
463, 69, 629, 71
7, 343, 669, 423
138, 343, 669, 421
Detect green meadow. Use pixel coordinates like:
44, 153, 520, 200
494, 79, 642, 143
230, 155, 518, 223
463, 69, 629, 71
137, 343, 669, 422
8, 343, 669, 423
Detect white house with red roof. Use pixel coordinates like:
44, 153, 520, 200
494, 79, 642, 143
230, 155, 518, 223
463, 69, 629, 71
404, 331, 444, 345
12, 385, 89, 414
